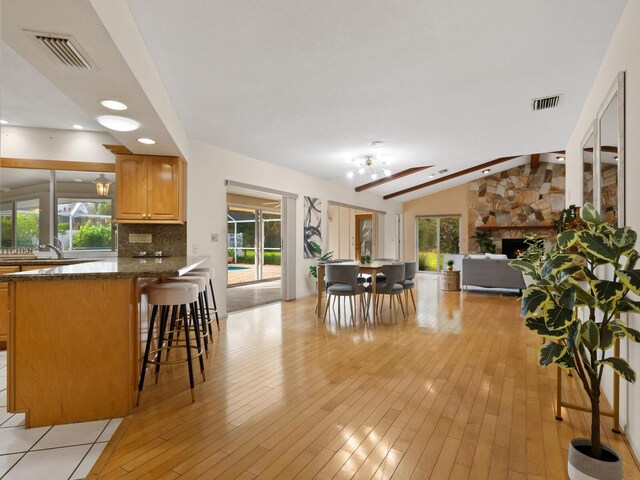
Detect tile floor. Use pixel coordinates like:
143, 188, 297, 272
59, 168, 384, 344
0, 350, 122, 480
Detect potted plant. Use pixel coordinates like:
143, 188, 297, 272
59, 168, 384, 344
227, 248, 233, 264
446, 259, 454, 271
471, 230, 497, 254
308, 241, 334, 278
510, 203, 640, 480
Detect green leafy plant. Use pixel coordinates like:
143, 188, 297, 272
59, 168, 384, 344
510, 203, 640, 460
554, 204, 579, 233
72, 223, 111, 248
308, 241, 333, 278
472, 230, 497, 254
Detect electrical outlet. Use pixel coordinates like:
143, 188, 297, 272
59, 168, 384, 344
192, 244, 199, 254
211, 233, 219, 242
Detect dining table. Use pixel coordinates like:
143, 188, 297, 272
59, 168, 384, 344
315, 260, 395, 322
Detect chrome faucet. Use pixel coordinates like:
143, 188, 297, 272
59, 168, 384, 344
40, 237, 64, 259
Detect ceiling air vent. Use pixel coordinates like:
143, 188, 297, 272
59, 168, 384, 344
438, 168, 449, 175
33, 33, 92, 69
531, 95, 560, 111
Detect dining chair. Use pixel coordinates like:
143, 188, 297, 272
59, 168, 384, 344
323, 264, 366, 325
371, 258, 397, 282
402, 261, 417, 311
365, 262, 406, 324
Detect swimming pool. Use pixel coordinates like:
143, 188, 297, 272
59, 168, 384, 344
228, 265, 250, 271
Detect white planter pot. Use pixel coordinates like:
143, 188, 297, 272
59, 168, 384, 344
568, 438, 623, 480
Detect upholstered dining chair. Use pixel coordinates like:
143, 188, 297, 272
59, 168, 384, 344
323, 264, 365, 325
402, 261, 417, 311
365, 262, 406, 324
371, 258, 397, 282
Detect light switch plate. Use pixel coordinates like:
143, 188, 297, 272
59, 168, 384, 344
129, 233, 152, 243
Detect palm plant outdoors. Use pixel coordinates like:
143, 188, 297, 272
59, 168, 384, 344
510, 203, 640, 461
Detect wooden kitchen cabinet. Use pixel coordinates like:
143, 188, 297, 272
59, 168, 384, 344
0, 266, 20, 349
115, 154, 185, 223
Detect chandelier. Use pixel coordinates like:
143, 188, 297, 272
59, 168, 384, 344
347, 155, 391, 180
93, 174, 112, 197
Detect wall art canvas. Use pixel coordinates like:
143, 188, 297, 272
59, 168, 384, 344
304, 196, 322, 258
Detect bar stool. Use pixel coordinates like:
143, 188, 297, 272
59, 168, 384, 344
191, 267, 220, 331
165, 275, 210, 357
138, 283, 204, 404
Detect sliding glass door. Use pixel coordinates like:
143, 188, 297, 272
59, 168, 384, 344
227, 207, 281, 285
417, 216, 460, 272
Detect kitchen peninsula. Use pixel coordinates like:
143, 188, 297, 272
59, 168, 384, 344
0, 256, 208, 428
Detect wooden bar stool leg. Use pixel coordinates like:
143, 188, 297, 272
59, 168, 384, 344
154, 306, 171, 382
202, 292, 214, 337
181, 304, 196, 402
209, 279, 220, 331
190, 302, 206, 381
137, 304, 158, 405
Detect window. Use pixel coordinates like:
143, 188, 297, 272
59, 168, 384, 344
58, 198, 114, 251
416, 216, 460, 272
0, 166, 116, 252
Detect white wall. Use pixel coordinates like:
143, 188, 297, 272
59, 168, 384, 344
565, 0, 640, 459
186, 138, 403, 315
1, 126, 117, 163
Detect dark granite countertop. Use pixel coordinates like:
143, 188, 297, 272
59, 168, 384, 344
0, 256, 209, 282
0, 258, 97, 267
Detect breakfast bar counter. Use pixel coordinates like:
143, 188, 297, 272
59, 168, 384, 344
1, 256, 209, 428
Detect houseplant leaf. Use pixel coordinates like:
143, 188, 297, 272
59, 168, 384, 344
597, 358, 637, 383
540, 255, 575, 279
544, 304, 574, 330
539, 342, 569, 368
577, 231, 617, 262
557, 288, 576, 310
557, 229, 578, 250
525, 316, 566, 338
609, 320, 640, 343
616, 298, 640, 313
521, 286, 549, 317
616, 269, 640, 296
509, 259, 539, 280
593, 280, 625, 311
574, 286, 596, 308
581, 203, 602, 226
612, 227, 637, 253
580, 320, 600, 351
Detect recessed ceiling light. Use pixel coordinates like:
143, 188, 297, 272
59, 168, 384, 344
347, 171, 354, 178
557, 156, 565, 162
428, 174, 435, 179
369, 140, 386, 148
74, 178, 83, 182
137, 138, 156, 145
100, 100, 128, 111
482, 169, 491, 174
72, 124, 84, 130
97, 115, 139, 132
0, 120, 8, 125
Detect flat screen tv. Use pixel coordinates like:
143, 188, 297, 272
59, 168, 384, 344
502, 238, 542, 259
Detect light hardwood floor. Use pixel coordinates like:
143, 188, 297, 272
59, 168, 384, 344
89, 275, 640, 480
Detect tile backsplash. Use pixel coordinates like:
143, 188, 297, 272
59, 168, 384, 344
117, 223, 187, 257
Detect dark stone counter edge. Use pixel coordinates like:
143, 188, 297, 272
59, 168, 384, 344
0, 257, 209, 282
0, 259, 96, 267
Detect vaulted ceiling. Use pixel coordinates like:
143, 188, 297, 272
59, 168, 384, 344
1, 0, 628, 201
